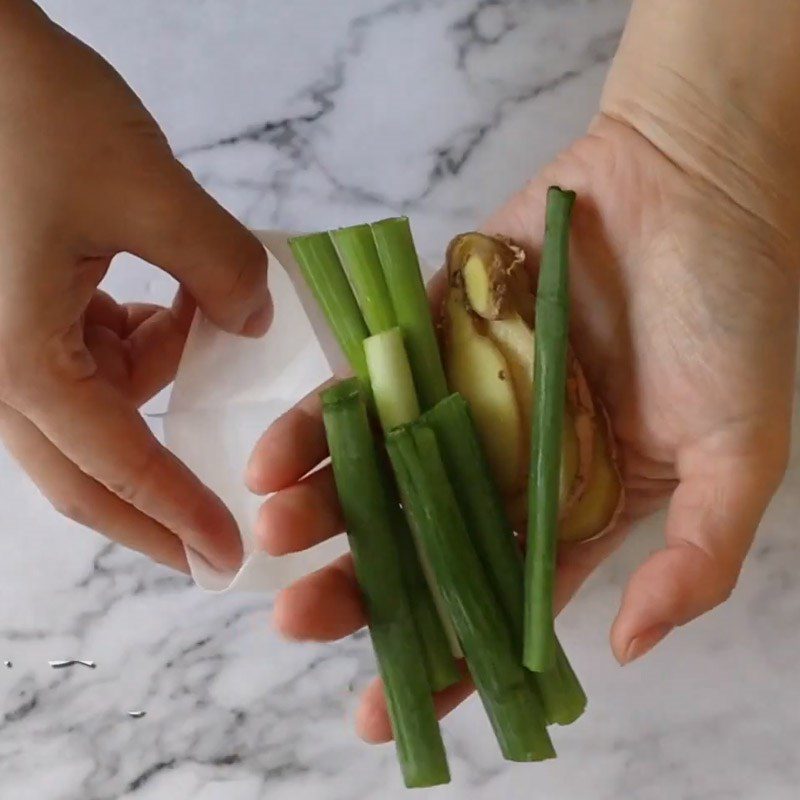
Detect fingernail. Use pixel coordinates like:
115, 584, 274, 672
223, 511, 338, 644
242, 297, 273, 337
622, 623, 673, 665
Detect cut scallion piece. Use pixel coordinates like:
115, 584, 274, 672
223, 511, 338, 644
423, 393, 585, 725
330, 224, 397, 335
289, 233, 371, 391
365, 327, 462, 659
389, 502, 462, 692
387, 423, 554, 762
371, 217, 448, 410
364, 328, 420, 431
524, 186, 575, 673
422, 394, 523, 620
322, 379, 450, 788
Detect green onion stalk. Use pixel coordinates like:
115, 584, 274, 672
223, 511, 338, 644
370, 217, 449, 410
322, 380, 450, 788
289, 233, 371, 393
290, 229, 461, 674
423, 394, 585, 725
388, 423, 555, 762
524, 186, 575, 673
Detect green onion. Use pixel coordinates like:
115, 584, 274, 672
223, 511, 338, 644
364, 328, 420, 430
330, 224, 397, 335
322, 379, 450, 788
524, 186, 575, 673
543, 637, 587, 726
371, 217, 448, 410
387, 423, 555, 762
365, 326, 462, 660
421, 394, 524, 620
292, 224, 462, 667
389, 501, 462, 692
423, 393, 585, 725
289, 233, 371, 391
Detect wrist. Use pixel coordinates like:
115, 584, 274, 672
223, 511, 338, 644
601, 0, 800, 234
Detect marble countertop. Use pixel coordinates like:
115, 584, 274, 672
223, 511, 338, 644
2, 1, 800, 798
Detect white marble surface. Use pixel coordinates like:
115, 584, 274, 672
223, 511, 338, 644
2, 1, 799, 798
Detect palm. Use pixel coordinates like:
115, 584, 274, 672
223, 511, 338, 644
485, 116, 796, 642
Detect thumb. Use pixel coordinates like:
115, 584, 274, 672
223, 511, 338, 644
114, 156, 271, 337
610, 449, 783, 665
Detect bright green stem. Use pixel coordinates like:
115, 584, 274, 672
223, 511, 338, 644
422, 394, 524, 621
364, 327, 461, 659
524, 186, 575, 673
389, 502, 462, 692
321, 379, 450, 788
330, 224, 397, 335
364, 328, 420, 431
538, 637, 587, 726
370, 217, 448, 410
387, 423, 555, 762
423, 393, 585, 725
289, 233, 371, 391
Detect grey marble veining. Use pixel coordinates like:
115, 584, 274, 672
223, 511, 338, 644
2, 1, 800, 798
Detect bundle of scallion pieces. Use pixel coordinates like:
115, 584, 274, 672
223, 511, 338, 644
288, 188, 623, 789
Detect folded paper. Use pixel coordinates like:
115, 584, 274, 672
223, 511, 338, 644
162, 231, 349, 593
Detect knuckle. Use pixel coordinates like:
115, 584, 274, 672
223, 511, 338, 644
0, 326, 94, 406
50, 495, 94, 528
225, 237, 268, 302
184, 491, 218, 538
699, 549, 740, 611
710, 570, 738, 609
106, 442, 163, 508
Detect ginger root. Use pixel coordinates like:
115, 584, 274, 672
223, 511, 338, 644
441, 232, 623, 542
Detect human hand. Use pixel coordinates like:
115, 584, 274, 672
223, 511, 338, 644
0, 2, 270, 571
246, 111, 797, 741
483, 116, 796, 665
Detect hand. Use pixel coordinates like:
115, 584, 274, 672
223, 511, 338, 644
483, 116, 796, 662
247, 113, 797, 741
0, 2, 270, 571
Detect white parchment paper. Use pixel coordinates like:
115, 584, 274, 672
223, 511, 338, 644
162, 231, 349, 593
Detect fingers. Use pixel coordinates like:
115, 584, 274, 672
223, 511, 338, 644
255, 466, 343, 556
270, 548, 477, 744
82, 324, 130, 392
5, 282, 228, 572
426, 268, 448, 316
125, 292, 196, 403
83, 289, 195, 405
271, 519, 627, 746
272, 555, 366, 642
246, 380, 334, 494
356, 668, 474, 745
611, 452, 780, 664
18, 369, 242, 571
84, 289, 127, 334
0, 404, 187, 572
114, 154, 271, 338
